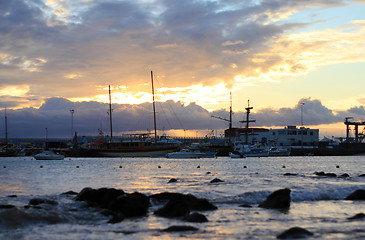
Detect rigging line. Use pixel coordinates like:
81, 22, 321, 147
153, 74, 185, 131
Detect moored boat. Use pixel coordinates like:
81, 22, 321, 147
34, 150, 64, 160
229, 142, 269, 158
75, 71, 181, 158
81, 141, 179, 157
268, 147, 291, 156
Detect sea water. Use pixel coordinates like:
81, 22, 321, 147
0, 156, 364, 239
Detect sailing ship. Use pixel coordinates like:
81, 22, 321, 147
77, 71, 180, 157
0, 108, 20, 157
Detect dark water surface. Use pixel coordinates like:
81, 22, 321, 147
1, 156, 364, 239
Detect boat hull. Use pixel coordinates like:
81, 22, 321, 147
34, 151, 64, 160
78, 142, 180, 158
167, 151, 217, 159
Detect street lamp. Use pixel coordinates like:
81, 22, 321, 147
300, 103, 305, 148
70, 109, 75, 138
300, 103, 305, 126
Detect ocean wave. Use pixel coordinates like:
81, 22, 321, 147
212, 185, 365, 205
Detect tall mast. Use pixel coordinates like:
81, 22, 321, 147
109, 85, 113, 139
151, 71, 157, 143
239, 99, 256, 144
229, 92, 232, 129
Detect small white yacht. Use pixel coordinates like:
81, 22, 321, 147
34, 150, 65, 160
229, 142, 269, 158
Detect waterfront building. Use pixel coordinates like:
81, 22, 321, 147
225, 126, 319, 147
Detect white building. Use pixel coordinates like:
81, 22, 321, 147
226, 126, 319, 147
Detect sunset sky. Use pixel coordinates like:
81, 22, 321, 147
0, 0, 365, 138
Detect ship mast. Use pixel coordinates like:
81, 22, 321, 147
239, 100, 256, 144
151, 71, 157, 143
229, 92, 232, 129
109, 85, 113, 139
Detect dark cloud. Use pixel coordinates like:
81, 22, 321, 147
0, 0, 363, 135
0, 97, 361, 138
0, 0, 352, 107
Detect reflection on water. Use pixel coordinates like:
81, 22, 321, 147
1, 156, 365, 239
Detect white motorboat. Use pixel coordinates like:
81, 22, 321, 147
268, 147, 291, 156
229, 151, 245, 158
34, 151, 64, 160
229, 142, 269, 158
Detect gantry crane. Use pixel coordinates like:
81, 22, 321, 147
344, 117, 365, 143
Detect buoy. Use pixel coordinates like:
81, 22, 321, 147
336, 165, 340, 168
40, 165, 43, 168
243, 165, 247, 168
3, 165, 6, 168
158, 165, 161, 168
282, 165, 286, 168
76, 165, 79, 168
119, 165, 123, 168
197, 165, 200, 168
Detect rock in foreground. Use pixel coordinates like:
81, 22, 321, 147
345, 189, 365, 200
259, 188, 291, 209
277, 227, 313, 239
151, 192, 217, 218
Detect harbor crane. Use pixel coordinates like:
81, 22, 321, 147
211, 92, 233, 129
344, 117, 365, 143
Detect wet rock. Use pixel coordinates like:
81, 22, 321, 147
339, 173, 350, 178
277, 227, 313, 239
29, 198, 58, 206
152, 192, 217, 218
24, 205, 42, 209
239, 204, 252, 208
206, 171, 211, 174
345, 189, 365, 200
168, 178, 177, 183
348, 213, 365, 220
315, 172, 336, 177
184, 212, 208, 222
259, 188, 291, 209
359, 174, 365, 177
154, 198, 190, 217
150, 192, 185, 203
210, 178, 224, 183
107, 214, 125, 224
76, 187, 149, 219
314, 171, 325, 176
283, 173, 298, 176
162, 225, 199, 232
0, 204, 16, 209
61, 191, 78, 195
7, 195, 17, 198
151, 192, 217, 210
108, 192, 149, 218
75, 187, 125, 208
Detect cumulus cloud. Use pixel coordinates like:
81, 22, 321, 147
0, 0, 364, 131
0, 97, 362, 138
0, 0, 364, 109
